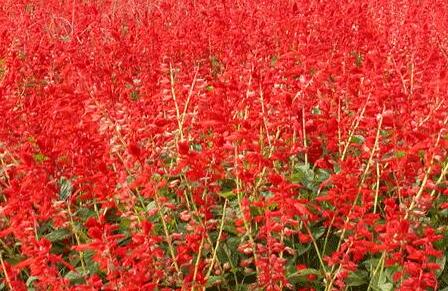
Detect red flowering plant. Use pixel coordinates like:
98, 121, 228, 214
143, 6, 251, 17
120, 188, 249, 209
0, 0, 447, 290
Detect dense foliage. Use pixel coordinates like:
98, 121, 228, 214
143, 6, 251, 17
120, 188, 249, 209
0, 0, 447, 290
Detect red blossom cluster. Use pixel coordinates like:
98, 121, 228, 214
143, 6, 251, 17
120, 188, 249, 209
0, 0, 447, 290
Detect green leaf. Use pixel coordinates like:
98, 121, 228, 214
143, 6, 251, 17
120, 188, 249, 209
235, 285, 248, 291
65, 269, 86, 284
270, 55, 278, 66
33, 152, 47, 163
45, 228, 71, 242
362, 257, 379, 270
287, 269, 321, 284
192, 143, 202, 151
350, 135, 365, 145
219, 190, 235, 199
296, 243, 312, 256
145, 201, 157, 212
437, 255, 446, 278
119, 217, 131, 232
26, 276, 38, 287
260, 190, 273, 198
76, 208, 96, 221
65, 270, 81, 280
315, 169, 330, 182
130, 90, 140, 101
312, 226, 325, 239
206, 275, 224, 287
216, 247, 227, 263
220, 178, 237, 192
352, 51, 364, 67
369, 268, 396, 291
5, 254, 26, 265
334, 163, 341, 173
226, 237, 240, 250
83, 250, 99, 275
223, 224, 237, 235
346, 270, 368, 287
291, 164, 314, 184
59, 177, 73, 200
378, 282, 393, 291
395, 151, 406, 158
297, 268, 321, 276
311, 106, 321, 115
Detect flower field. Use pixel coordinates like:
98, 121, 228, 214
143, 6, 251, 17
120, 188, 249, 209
0, 0, 447, 290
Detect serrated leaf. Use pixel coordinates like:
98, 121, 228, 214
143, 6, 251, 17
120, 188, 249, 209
226, 237, 240, 250
297, 268, 321, 276
216, 247, 227, 263
26, 276, 38, 287
223, 224, 237, 235
437, 255, 446, 278
219, 191, 235, 199
65, 271, 79, 280
33, 152, 47, 163
260, 190, 273, 198
395, 151, 406, 158
5, 254, 26, 265
380, 129, 390, 136
334, 163, 341, 173
145, 201, 157, 211
378, 282, 393, 291
119, 217, 131, 231
59, 177, 72, 200
383, 264, 399, 282
291, 164, 314, 184
76, 208, 96, 220
220, 178, 237, 192
296, 243, 312, 256
65, 269, 86, 284
351, 135, 365, 145
315, 169, 330, 182
312, 226, 325, 239
288, 269, 321, 284
312, 106, 321, 115
45, 228, 71, 242
83, 250, 99, 275
362, 257, 379, 269
346, 270, 368, 287
370, 268, 396, 291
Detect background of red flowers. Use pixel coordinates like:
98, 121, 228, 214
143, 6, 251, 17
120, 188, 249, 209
0, 0, 447, 290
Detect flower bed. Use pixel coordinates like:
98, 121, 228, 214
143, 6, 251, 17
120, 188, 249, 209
0, 1, 447, 290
